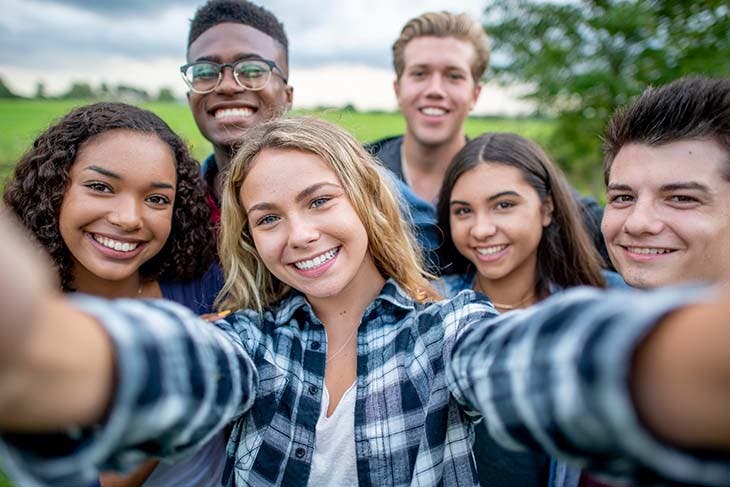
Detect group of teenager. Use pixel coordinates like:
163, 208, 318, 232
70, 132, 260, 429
0, 1, 728, 487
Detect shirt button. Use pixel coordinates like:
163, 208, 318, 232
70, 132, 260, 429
309, 384, 318, 395
295, 447, 306, 459
311, 341, 321, 350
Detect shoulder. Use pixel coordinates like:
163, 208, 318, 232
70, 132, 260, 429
364, 135, 403, 174
160, 264, 224, 315
435, 273, 474, 298
601, 270, 628, 289
364, 134, 403, 156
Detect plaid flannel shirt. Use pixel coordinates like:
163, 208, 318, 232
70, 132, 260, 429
2, 282, 729, 487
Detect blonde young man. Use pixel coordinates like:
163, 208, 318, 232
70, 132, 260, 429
368, 11, 607, 269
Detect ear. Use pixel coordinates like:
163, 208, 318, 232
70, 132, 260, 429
469, 81, 483, 111
393, 78, 402, 105
284, 85, 294, 112
541, 194, 554, 227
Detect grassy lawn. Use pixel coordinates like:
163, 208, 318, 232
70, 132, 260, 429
0, 98, 554, 179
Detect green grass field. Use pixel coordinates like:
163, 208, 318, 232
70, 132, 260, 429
0, 98, 553, 181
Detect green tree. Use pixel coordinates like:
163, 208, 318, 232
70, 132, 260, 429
62, 82, 96, 99
484, 0, 730, 193
34, 81, 46, 99
156, 87, 177, 102
0, 77, 19, 99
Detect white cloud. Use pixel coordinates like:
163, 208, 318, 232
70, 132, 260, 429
0, 0, 533, 114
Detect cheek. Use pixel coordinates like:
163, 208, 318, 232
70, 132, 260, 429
449, 219, 470, 247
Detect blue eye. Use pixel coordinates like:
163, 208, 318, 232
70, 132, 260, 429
311, 197, 331, 208
256, 215, 280, 226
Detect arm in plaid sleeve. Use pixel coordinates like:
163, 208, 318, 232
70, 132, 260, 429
0, 296, 257, 487
447, 285, 730, 486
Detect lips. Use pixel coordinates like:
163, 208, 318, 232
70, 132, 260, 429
624, 246, 675, 255
419, 106, 448, 116
475, 244, 508, 256
214, 107, 255, 119
93, 234, 140, 252
293, 247, 339, 270
87, 232, 146, 259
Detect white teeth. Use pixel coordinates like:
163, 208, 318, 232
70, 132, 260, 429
627, 247, 672, 255
215, 107, 254, 119
476, 245, 507, 256
421, 107, 447, 116
294, 248, 338, 270
93, 235, 139, 252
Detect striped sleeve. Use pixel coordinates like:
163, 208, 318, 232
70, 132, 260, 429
447, 286, 730, 486
0, 295, 257, 487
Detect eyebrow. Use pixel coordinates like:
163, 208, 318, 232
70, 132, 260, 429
82, 165, 174, 190
607, 182, 711, 193
450, 190, 520, 206
247, 182, 342, 214
194, 53, 266, 63
295, 182, 341, 203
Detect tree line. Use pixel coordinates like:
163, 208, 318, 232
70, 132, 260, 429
0, 78, 177, 103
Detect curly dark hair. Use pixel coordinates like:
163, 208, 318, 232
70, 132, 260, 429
188, 0, 288, 64
3, 102, 216, 291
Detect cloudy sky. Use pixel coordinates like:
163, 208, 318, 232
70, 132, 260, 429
0, 0, 532, 114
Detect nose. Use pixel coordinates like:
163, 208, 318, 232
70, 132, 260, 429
469, 212, 497, 240
216, 65, 245, 95
107, 196, 143, 231
287, 215, 320, 248
424, 73, 446, 98
622, 200, 664, 235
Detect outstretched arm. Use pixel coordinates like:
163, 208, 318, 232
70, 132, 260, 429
0, 208, 257, 486
0, 207, 115, 430
448, 286, 730, 486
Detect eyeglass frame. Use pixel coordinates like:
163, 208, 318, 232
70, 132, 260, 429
179, 57, 288, 94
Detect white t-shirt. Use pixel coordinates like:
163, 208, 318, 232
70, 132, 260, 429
307, 381, 358, 487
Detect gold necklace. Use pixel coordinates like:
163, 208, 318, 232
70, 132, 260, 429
327, 325, 359, 361
473, 280, 535, 311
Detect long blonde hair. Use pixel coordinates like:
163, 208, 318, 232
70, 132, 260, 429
217, 117, 439, 312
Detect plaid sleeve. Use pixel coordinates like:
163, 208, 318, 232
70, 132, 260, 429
447, 285, 730, 486
0, 295, 257, 487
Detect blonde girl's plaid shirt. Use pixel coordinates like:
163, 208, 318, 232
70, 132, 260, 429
2, 281, 729, 486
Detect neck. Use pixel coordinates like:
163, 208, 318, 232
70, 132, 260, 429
73, 271, 145, 299
473, 260, 540, 311
307, 260, 385, 338
402, 132, 466, 202
212, 147, 233, 200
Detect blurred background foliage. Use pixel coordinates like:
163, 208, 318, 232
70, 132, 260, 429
484, 0, 730, 195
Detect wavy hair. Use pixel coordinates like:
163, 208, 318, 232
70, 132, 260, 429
217, 116, 439, 312
436, 132, 605, 297
3, 102, 215, 290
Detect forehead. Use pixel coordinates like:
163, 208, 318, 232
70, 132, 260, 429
402, 36, 476, 71
188, 22, 286, 68
609, 139, 729, 188
73, 129, 176, 179
452, 163, 531, 196
242, 149, 339, 203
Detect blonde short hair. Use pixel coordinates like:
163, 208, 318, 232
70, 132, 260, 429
217, 116, 439, 312
392, 11, 490, 81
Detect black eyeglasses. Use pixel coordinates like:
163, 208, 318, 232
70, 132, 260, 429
180, 58, 288, 94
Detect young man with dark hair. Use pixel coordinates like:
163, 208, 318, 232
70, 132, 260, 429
368, 11, 608, 269
601, 76, 730, 289
181, 0, 293, 224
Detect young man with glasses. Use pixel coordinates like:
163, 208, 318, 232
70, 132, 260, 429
181, 0, 293, 225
